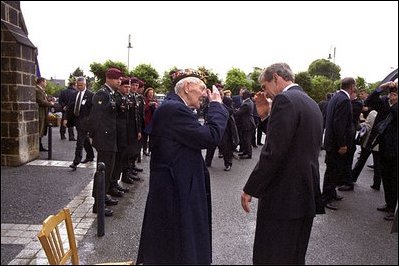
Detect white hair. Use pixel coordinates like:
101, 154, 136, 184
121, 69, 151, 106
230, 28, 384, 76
174, 77, 205, 93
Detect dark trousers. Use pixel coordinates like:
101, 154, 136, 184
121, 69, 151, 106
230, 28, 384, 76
112, 146, 131, 184
60, 112, 74, 138
253, 217, 313, 265
72, 125, 94, 165
322, 151, 347, 203
219, 144, 233, 167
205, 146, 216, 166
381, 155, 398, 210
240, 129, 253, 156
92, 151, 116, 202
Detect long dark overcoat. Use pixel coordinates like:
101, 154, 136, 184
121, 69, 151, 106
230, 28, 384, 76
136, 93, 228, 265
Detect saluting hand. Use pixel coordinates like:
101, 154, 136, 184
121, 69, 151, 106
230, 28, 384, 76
207, 88, 222, 103
254, 92, 272, 120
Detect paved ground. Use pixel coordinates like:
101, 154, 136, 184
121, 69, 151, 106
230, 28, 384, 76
1, 127, 398, 265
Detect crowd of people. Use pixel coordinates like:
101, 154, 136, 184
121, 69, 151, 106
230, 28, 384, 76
34, 63, 397, 264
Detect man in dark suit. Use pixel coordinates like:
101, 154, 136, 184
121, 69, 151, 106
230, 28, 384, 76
89, 68, 123, 217
234, 89, 256, 159
136, 69, 228, 264
241, 63, 325, 265
65, 77, 94, 170
322, 77, 357, 209
58, 80, 77, 140
232, 88, 244, 110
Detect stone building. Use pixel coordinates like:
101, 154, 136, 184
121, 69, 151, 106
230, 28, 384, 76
1, 1, 39, 166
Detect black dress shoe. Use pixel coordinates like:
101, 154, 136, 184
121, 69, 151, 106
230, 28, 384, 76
121, 177, 135, 184
338, 184, 354, 191
130, 175, 142, 181
105, 197, 118, 206
115, 183, 129, 193
108, 187, 124, 197
69, 164, 77, 171
384, 212, 395, 221
370, 185, 380, 191
377, 204, 391, 212
333, 194, 344, 201
61, 135, 66, 140
239, 154, 252, 159
325, 202, 338, 210
81, 158, 94, 163
257, 142, 263, 145
132, 166, 143, 172
92, 205, 113, 216
224, 165, 232, 171
69, 137, 77, 141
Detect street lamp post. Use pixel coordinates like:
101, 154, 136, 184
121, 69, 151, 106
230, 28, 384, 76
127, 34, 133, 71
327, 45, 336, 80
327, 45, 336, 64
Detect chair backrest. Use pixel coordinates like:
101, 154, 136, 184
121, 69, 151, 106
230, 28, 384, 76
37, 208, 79, 265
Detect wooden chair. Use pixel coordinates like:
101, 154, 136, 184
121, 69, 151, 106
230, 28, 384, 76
37, 208, 133, 265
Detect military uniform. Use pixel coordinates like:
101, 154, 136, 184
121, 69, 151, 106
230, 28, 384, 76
90, 84, 118, 205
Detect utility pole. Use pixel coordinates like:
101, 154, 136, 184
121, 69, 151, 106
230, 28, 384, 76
127, 34, 133, 71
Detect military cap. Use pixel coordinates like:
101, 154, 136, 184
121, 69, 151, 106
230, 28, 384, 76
120, 77, 130, 85
170, 68, 206, 87
106, 68, 123, 79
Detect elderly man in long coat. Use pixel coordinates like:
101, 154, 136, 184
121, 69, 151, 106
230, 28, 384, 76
136, 70, 228, 264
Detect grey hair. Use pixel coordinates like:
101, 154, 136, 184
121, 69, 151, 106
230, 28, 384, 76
174, 77, 205, 93
76, 76, 86, 83
258, 63, 295, 83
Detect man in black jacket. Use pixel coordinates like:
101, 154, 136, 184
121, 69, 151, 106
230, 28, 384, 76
241, 63, 324, 264
322, 77, 357, 209
58, 80, 77, 140
89, 68, 123, 217
65, 77, 94, 170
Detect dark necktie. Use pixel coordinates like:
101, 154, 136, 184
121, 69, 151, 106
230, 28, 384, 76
74, 92, 82, 116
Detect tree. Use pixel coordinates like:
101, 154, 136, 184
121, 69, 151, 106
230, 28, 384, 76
198, 66, 220, 89
248, 67, 263, 91
68, 67, 94, 88
309, 75, 335, 103
355, 76, 366, 90
90, 60, 128, 91
46, 80, 64, 97
130, 64, 160, 90
160, 67, 179, 93
295, 71, 312, 94
225, 68, 251, 95
308, 59, 341, 81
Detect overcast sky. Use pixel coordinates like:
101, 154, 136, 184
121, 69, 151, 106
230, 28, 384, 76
21, 1, 398, 83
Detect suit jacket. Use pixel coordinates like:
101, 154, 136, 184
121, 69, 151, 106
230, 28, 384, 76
67, 89, 93, 131
137, 93, 228, 264
243, 86, 324, 220
232, 94, 242, 110
324, 90, 355, 152
89, 85, 118, 152
234, 98, 256, 131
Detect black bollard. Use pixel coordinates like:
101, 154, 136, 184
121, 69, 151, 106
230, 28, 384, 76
47, 124, 53, 160
96, 162, 105, 237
